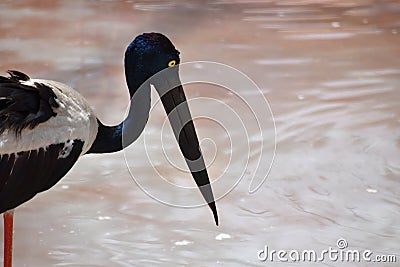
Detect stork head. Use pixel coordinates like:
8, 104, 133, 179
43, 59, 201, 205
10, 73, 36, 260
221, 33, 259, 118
123, 33, 218, 225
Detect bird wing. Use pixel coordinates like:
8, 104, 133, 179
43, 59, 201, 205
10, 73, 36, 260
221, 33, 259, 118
0, 71, 98, 154
0, 139, 84, 213
0, 70, 60, 135
0, 71, 98, 212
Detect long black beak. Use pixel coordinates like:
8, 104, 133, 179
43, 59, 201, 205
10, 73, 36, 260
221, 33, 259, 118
154, 69, 218, 226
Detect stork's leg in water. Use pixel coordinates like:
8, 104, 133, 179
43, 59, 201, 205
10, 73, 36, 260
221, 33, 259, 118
3, 210, 14, 267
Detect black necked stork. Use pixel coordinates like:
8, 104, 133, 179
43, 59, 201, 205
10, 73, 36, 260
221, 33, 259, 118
0, 32, 218, 267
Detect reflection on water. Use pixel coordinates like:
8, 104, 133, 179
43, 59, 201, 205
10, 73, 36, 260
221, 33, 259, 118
1, 0, 399, 266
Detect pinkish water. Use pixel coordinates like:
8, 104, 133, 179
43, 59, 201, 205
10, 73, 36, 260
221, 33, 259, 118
0, 1, 399, 266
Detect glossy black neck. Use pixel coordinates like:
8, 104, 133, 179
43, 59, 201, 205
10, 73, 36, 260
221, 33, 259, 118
86, 57, 151, 154
86, 120, 123, 154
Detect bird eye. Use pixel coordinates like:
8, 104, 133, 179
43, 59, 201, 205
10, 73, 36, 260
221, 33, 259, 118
168, 60, 176, 67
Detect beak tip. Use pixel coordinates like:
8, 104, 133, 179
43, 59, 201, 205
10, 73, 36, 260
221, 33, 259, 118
209, 201, 219, 226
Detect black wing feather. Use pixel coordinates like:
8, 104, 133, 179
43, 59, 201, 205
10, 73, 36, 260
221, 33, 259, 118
0, 140, 84, 213
0, 70, 59, 135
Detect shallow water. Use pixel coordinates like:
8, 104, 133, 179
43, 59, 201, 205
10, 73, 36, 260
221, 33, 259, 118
1, 0, 400, 266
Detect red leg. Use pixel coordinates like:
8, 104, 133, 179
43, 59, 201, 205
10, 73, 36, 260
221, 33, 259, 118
3, 210, 14, 267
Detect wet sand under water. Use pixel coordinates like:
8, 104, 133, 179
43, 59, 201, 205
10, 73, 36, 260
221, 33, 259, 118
0, 1, 399, 266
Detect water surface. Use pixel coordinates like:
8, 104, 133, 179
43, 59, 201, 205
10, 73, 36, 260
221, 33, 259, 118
0, 0, 399, 266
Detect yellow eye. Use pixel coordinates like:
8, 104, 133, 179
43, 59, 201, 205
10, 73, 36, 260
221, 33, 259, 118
168, 60, 176, 67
